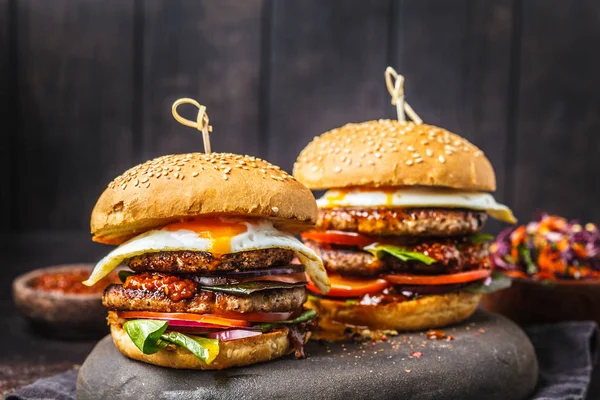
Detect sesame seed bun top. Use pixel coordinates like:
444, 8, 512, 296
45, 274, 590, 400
293, 120, 496, 192
91, 153, 318, 245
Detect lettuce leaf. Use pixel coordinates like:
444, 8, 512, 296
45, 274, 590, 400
464, 271, 512, 294
123, 319, 219, 364
160, 331, 219, 364
467, 233, 495, 244
118, 270, 135, 283
123, 319, 169, 354
201, 281, 306, 295
256, 309, 317, 331
364, 244, 435, 265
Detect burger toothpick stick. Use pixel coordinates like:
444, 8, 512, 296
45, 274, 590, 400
172, 98, 213, 154
385, 67, 422, 125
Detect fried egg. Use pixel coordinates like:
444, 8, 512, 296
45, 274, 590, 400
84, 219, 330, 293
317, 187, 516, 223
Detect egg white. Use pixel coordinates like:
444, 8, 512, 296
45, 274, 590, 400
84, 220, 330, 293
316, 187, 516, 223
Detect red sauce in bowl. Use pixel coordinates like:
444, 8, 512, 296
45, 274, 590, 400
31, 270, 119, 294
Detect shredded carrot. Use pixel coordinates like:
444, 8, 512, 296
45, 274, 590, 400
510, 226, 526, 247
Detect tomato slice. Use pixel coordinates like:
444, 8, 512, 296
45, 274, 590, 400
116, 311, 251, 328
307, 273, 388, 297
301, 231, 376, 247
384, 269, 492, 285
208, 311, 296, 322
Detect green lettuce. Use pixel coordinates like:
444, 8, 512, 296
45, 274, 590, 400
118, 270, 135, 283
364, 244, 435, 265
160, 331, 219, 364
123, 319, 168, 354
464, 271, 512, 294
123, 319, 219, 364
255, 309, 317, 331
201, 281, 306, 295
467, 233, 495, 244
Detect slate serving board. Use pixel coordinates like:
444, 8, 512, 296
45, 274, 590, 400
77, 310, 538, 400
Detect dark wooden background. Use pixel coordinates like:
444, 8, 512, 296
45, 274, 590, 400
1, 0, 600, 299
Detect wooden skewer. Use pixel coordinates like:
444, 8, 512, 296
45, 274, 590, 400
385, 67, 423, 124
172, 98, 213, 154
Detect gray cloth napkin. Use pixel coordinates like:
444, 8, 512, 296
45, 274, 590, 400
525, 321, 598, 400
6, 369, 78, 400
6, 322, 599, 400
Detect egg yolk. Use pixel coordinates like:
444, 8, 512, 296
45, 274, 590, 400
322, 190, 347, 207
322, 187, 398, 207
162, 218, 248, 254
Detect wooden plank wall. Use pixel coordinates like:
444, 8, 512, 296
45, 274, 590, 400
0, 0, 10, 230
1, 0, 600, 288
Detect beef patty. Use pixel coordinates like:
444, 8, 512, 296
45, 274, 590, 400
304, 239, 490, 276
316, 208, 487, 237
126, 248, 295, 274
103, 284, 306, 314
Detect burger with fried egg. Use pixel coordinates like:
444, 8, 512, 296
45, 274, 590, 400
293, 120, 513, 332
84, 152, 330, 369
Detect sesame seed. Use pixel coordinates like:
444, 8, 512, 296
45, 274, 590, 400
426, 149, 433, 157
311, 166, 319, 172
272, 207, 279, 213
412, 153, 420, 158
407, 146, 415, 152
374, 153, 381, 158
405, 160, 414, 166
223, 174, 228, 180
192, 172, 199, 177
439, 155, 446, 163
415, 158, 423, 163
334, 166, 342, 173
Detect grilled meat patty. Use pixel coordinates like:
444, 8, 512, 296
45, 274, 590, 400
316, 208, 487, 237
126, 248, 295, 274
304, 239, 490, 276
103, 284, 307, 314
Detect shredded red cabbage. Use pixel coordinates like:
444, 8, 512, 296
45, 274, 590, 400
491, 213, 600, 280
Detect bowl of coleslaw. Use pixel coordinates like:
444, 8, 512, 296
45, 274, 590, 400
481, 213, 600, 325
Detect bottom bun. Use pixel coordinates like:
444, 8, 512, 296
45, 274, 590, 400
110, 324, 293, 370
307, 292, 482, 331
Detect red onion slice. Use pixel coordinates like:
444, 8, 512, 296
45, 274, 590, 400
160, 319, 230, 330
207, 329, 262, 341
194, 271, 307, 286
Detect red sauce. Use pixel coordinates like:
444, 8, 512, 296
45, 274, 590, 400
123, 272, 197, 302
31, 270, 119, 294
426, 329, 454, 341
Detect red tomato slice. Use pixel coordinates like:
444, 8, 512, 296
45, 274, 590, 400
212, 311, 296, 322
116, 311, 251, 328
301, 231, 376, 247
384, 269, 492, 285
307, 274, 388, 297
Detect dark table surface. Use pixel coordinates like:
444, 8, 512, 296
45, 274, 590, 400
2, 235, 600, 399
0, 301, 100, 396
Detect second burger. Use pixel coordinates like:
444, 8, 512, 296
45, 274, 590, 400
293, 119, 514, 332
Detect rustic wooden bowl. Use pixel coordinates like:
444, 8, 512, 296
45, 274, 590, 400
481, 277, 600, 326
12, 264, 111, 339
